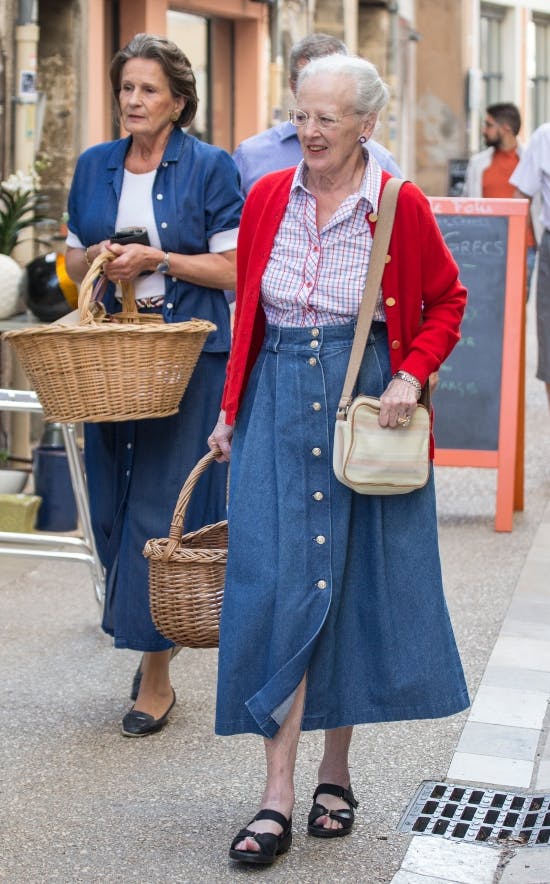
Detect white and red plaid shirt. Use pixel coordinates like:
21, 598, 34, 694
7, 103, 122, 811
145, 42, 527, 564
261, 150, 385, 327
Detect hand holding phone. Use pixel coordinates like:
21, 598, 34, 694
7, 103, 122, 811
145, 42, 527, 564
110, 227, 150, 246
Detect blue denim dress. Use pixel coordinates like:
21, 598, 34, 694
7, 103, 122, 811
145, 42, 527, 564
68, 128, 242, 652
215, 322, 469, 737
85, 350, 228, 651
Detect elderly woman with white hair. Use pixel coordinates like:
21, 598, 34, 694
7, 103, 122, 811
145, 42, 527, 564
209, 54, 469, 866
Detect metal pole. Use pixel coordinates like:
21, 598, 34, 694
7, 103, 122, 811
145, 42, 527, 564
11, 1, 40, 460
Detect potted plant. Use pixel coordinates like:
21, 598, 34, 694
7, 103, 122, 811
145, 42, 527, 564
0, 167, 49, 320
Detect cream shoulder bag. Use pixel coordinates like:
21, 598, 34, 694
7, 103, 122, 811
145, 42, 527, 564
333, 178, 431, 495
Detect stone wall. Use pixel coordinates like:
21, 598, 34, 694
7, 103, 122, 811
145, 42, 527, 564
0, 0, 16, 179
37, 0, 81, 230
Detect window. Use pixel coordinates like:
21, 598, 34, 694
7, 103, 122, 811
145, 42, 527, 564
532, 14, 550, 128
480, 3, 505, 107
166, 9, 235, 150
167, 11, 210, 141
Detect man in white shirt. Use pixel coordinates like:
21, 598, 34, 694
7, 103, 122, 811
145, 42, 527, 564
511, 122, 550, 409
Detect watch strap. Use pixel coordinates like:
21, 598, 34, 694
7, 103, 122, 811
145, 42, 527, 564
156, 251, 170, 274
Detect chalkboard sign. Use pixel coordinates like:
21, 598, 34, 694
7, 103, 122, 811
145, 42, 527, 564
428, 197, 529, 531
434, 213, 508, 450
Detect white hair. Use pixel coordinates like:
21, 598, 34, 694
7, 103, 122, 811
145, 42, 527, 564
296, 54, 390, 117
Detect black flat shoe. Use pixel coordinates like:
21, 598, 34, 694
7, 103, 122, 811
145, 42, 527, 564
130, 646, 181, 701
307, 783, 358, 838
121, 691, 176, 737
229, 809, 292, 865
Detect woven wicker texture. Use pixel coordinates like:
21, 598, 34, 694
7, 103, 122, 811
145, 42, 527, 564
144, 450, 227, 648
2, 252, 216, 423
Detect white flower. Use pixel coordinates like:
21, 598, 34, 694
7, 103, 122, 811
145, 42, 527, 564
1, 169, 40, 196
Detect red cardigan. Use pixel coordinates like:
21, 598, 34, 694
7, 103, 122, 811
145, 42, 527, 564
222, 169, 467, 439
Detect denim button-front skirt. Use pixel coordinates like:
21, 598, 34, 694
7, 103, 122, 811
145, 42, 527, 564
215, 322, 469, 737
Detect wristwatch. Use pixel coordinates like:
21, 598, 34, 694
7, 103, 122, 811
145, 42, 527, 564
156, 251, 171, 274
392, 370, 422, 397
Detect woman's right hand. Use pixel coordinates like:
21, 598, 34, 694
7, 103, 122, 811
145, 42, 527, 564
208, 410, 233, 462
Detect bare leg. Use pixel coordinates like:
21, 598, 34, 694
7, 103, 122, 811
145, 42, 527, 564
313, 725, 354, 832
133, 649, 174, 719
234, 675, 307, 852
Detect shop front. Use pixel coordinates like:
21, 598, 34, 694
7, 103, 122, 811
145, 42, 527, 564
86, 0, 271, 153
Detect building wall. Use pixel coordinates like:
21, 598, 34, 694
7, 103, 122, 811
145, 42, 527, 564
37, 0, 81, 224
0, 0, 17, 179
415, 0, 466, 195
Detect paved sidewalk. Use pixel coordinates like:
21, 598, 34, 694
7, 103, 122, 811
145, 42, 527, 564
392, 498, 550, 883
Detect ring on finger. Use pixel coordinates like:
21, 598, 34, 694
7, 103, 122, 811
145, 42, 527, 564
397, 414, 411, 427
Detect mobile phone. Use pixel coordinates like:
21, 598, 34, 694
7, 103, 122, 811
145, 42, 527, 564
110, 227, 150, 246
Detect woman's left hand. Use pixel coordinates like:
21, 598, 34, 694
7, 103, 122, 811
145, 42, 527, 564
378, 377, 419, 429
102, 242, 154, 282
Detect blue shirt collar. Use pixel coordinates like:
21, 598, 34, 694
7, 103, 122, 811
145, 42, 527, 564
106, 126, 187, 170
277, 120, 299, 143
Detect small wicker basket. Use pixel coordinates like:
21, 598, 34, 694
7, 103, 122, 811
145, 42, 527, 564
144, 450, 227, 649
2, 252, 216, 423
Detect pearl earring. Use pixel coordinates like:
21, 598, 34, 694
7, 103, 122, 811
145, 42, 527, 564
358, 135, 367, 144
171, 112, 179, 122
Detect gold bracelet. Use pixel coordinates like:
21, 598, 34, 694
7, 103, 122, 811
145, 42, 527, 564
84, 246, 93, 267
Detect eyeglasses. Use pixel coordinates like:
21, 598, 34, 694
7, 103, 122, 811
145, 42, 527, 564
288, 108, 359, 130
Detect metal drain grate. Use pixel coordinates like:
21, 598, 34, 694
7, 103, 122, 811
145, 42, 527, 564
398, 781, 550, 847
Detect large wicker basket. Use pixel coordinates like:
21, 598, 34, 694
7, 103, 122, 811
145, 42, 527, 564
2, 252, 215, 423
144, 450, 227, 649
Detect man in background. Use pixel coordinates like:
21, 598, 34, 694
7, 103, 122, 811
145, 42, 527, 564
464, 102, 537, 295
233, 33, 402, 196
511, 122, 550, 410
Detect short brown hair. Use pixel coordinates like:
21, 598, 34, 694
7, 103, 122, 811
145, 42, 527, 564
486, 102, 521, 136
289, 33, 348, 89
110, 33, 198, 127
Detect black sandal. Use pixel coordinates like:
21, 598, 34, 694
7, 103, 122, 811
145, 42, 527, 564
229, 808, 292, 865
307, 783, 358, 838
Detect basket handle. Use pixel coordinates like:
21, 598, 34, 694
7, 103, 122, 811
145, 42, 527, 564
161, 449, 223, 559
79, 250, 137, 323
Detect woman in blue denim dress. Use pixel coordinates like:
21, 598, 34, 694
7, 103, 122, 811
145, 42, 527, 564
65, 34, 242, 737
209, 54, 469, 866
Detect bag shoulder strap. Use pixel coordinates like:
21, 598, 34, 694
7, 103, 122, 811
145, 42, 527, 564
337, 177, 406, 417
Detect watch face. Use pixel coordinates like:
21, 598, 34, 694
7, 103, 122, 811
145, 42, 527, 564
157, 261, 169, 274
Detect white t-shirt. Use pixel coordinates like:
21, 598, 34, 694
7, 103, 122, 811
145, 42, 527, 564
66, 169, 164, 304
115, 170, 165, 303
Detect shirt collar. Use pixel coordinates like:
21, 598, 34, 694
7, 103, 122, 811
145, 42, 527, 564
290, 146, 382, 211
278, 120, 299, 143
106, 126, 186, 169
